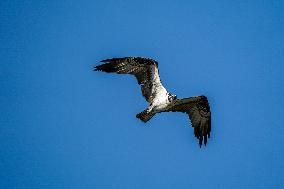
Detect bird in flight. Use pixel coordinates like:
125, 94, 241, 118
94, 57, 211, 147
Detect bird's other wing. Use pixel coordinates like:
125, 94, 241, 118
166, 96, 211, 147
94, 57, 166, 103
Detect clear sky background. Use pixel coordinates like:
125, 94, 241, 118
1, 1, 283, 188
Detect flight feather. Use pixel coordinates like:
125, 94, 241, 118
94, 57, 165, 103
167, 96, 211, 147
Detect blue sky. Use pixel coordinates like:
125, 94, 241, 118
1, 0, 283, 188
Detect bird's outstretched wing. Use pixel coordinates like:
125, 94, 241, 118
166, 96, 211, 147
94, 57, 166, 104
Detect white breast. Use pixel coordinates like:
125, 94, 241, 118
152, 85, 169, 111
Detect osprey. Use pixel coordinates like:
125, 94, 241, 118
94, 57, 211, 147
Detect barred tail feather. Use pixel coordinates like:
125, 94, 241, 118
136, 110, 155, 123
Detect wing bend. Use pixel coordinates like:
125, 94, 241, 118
94, 57, 166, 103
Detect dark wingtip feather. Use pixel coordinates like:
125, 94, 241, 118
93, 66, 100, 71
94, 62, 119, 73
199, 136, 203, 148
93, 66, 103, 72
